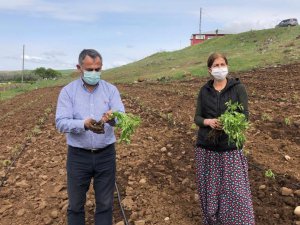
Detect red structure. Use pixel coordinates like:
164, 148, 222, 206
190, 30, 228, 46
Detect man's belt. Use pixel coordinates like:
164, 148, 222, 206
70, 144, 113, 153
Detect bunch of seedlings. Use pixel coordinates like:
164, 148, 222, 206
208, 100, 250, 149
92, 112, 141, 144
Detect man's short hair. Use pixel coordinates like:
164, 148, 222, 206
78, 49, 102, 65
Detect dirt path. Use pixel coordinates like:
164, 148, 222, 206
0, 63, 300, 225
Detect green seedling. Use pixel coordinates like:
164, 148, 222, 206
265, 169, 275, 179
219, 100, 250, 149
284, 117, 291, 126
110, 112, 141, 144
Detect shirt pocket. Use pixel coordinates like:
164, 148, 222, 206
97, 99, 110, 116
73, 101, 85, 119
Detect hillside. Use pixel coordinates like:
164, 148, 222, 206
103, 26, 300, 83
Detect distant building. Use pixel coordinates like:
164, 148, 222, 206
190, 29, 231, 46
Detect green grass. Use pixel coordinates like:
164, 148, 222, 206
1, 26, 300, 99
102, 26, 300, 83
0, 75, 74, 101
0, 69, 76, 100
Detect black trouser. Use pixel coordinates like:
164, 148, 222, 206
66, 144, 116, 225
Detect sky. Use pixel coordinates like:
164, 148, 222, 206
0, 0, 299, 71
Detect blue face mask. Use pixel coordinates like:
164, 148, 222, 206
82, 71, 101, 85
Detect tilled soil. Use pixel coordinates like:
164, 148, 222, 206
0, 63, 300, 225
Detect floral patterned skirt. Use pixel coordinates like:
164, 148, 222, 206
195, 147, 255, 225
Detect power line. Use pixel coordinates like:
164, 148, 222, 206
199, 7, 202, 35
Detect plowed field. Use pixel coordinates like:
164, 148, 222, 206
0, 63, 299, 225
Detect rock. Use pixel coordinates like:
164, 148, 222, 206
182, 178, 189, 185
294, 221, 300, 225
16, 180, 30, 188
128, 175, 135, 181
273, 213, 280, 219
0, 204, 12, 214
38, 200, 47, 210
194, 194, 199, 201
0, 170, 5, 178
164, 217, 170, 221
50, 210, 58, 219
284, 155, 291, 161
139, 179, 147, 184
115, 222, 125, 225
54, 184, 65, 193
167, 152, 172, 157
17, 208, 25, 216
281, 187, 294, 196
156, 165, 165, 172
294, 190, 300, 197
62, 203, 68, 211
86, 200, 94, 207
59, 200, 68, 209
40, 181, 47, 186
121, 197, 135, 210
259, 185, 267, 190
126, 186, 134, 195
160, 147, 167, 152
295, 206, 300, 217
39, 175, 48, 180
44, 216, 53, 225
137, 78, 145, 82
58, 169, 65, 175
130, 212, 139, 220
134, 220, 145, 225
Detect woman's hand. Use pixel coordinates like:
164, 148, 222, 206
204, 118, 222, 130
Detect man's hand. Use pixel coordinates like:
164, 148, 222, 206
84, 118, 105, 134
101, 110, 116, 126
101, 110, 113, 122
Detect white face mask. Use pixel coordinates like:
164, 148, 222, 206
211, 67, 228, 80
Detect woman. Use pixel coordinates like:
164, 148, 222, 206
194, 52, 255, 225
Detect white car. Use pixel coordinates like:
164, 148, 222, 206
276, 18, 298, 27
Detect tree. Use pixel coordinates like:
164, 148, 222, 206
33, 67, 62, 79
45, 68, 62, 79
33, 67, 47, 79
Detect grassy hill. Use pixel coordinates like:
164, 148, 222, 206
102, 26, 300, 83
1, 26, 300, 100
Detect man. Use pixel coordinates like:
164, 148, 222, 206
56, 49, 125, 225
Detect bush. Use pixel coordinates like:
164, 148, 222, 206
33, 67, 62, 79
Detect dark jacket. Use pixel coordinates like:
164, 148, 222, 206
194, 77, 249, 151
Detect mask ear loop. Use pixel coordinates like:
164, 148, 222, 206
208, 67, 212, 75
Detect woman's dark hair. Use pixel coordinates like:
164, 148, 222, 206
207, 52, 228, 68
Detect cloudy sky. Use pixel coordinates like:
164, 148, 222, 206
0, 0, 299, 71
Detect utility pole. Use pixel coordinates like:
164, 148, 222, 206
22, 44, 25, 83
199, 7, 202, 35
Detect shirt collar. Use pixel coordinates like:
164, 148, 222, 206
80, 78, 99, 92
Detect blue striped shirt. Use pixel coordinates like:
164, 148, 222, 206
55, 78, 125, 149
